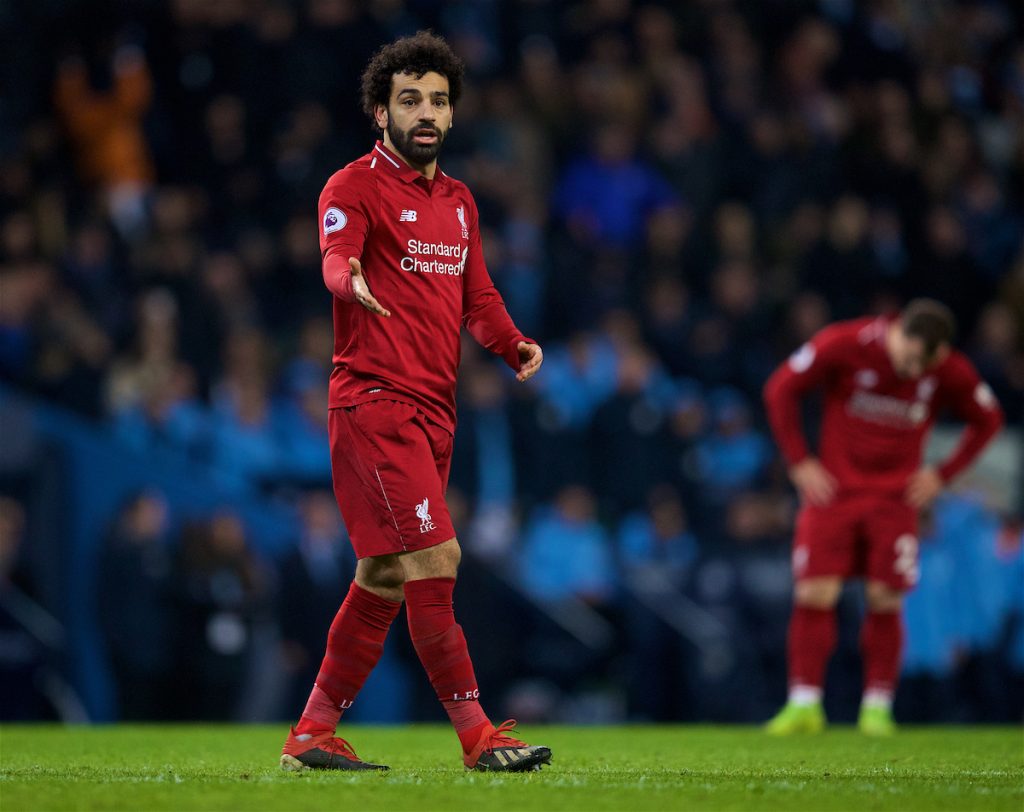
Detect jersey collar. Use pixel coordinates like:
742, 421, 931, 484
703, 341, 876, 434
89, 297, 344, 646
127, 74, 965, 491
373, 140, 447, 186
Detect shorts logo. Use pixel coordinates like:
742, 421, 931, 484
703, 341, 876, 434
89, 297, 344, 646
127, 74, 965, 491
456, 205, 469, 238
894, 534, 919, 586
400, 209, 418, 222
416, 498, 436, 533
323, 207, 347, 235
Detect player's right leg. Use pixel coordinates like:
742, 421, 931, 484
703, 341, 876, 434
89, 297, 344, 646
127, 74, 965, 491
765, 576, 841, 734
280, 555, 405, 771
766, 502, 856, 735
280, 404, 416, 771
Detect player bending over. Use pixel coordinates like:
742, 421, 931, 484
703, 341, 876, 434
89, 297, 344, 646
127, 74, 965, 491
280, 32, 548, 772
762, 299, 1003, 735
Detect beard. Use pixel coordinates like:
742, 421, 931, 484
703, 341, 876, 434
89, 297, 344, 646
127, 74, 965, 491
386, 118, 446, 166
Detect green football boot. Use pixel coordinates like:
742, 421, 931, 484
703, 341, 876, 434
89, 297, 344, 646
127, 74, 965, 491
764, 702, 826, 735
858, 705, 896, 736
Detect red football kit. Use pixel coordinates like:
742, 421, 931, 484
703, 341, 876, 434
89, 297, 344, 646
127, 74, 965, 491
318, 141, 529, 559
763, 316, 1004, 589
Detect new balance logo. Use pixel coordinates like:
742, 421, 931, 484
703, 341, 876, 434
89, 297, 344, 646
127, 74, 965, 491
399, 209, 418, 222
416, 498, 436, 533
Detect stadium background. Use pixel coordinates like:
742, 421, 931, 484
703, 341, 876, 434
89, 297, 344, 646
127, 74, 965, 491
0, 0, 1021, 729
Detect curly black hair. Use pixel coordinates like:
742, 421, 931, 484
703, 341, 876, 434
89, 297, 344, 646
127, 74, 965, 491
360, 31, 464, 130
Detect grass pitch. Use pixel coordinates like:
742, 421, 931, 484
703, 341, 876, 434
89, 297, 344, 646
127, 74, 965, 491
0, 724, 1021, 811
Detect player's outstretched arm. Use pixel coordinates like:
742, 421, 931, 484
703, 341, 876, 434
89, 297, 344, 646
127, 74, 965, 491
348, 257, 391, 317
515, 341, 543, 383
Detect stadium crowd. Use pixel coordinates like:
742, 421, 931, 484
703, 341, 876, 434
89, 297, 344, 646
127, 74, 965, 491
1, 0, 1022, 723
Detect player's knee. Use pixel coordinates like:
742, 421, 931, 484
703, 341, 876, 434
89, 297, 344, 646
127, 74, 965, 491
794, 578, 842, 608
399, 537, 461, 580
430, 537, 461, 577
865, 581, 903, 612
356, 557, 406, 598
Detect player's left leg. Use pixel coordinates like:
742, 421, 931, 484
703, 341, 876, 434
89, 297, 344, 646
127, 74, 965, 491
861, 501, 919, 735
858, 580, 905, 735
400, 538, 552, 771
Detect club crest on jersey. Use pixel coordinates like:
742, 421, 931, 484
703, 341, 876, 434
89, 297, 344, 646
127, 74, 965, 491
400, 209, 418, 222
323, 207, 347, 235
416, 498, 436, 533
456, 205, 469, 238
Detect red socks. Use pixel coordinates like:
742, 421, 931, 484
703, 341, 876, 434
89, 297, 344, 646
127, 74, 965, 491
787, 605, 837, 695
861, 610, 903, 696
296, 576, 492, 752
296, 582, 401, 735
405, 577, 491, 752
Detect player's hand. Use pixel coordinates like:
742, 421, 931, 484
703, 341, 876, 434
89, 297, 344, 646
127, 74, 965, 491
516, 341, 543, 382
906, 466, 943, 508
789, 457, 838, 506
349, 257, 391, 317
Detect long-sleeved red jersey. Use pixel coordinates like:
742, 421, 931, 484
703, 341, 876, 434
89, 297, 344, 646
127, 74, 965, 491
763, 316, 1004, 497
318, 141, 529, 433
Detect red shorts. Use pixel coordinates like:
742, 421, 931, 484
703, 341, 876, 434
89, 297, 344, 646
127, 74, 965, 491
329, 400, 456, 559
792, 494, 919, 591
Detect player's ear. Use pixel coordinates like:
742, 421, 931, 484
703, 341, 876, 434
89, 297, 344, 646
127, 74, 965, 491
932, 344, 951, 365
374, 103, 388, 130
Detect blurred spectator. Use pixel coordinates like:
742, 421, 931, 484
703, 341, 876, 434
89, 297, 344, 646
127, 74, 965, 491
277, 490, 355, 716
619, 485, 697, 580
641, 275, 693, 376
553, 123, 679, 250
899, 506, 960, 722
54, 45, 155, 237
618, 485, 698, 721
968, 301, 1024, 420
452, 359, 517, 510
174, 512, 272, 720
520, 485, 617, 605
591, 345, 676, 515
801, 196, 876, 319
107, 289, 209, 457
208, 329, 282, 491
98, 491, 175, 720
0, 497, 55, 720
691, 388, 772, 504
898, 496, 1023, 722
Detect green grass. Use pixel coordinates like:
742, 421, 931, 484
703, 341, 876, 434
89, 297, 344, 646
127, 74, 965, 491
1, 724, 1021, 811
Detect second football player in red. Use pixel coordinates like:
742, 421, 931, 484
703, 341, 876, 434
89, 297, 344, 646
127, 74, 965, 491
763, 299, 1003, 735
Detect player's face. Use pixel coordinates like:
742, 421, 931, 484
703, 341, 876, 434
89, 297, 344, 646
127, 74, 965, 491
378, 71, 452, 167
889, 330, 936, 379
